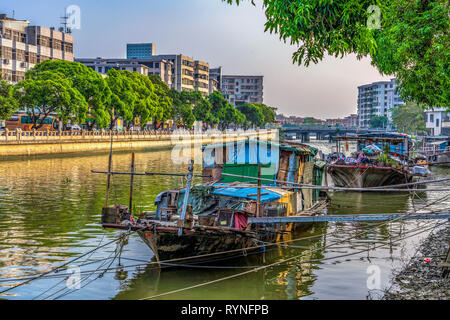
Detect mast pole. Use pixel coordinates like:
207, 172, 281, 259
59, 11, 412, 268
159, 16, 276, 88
178, 160, 194, 236
104, 108, 114, 208
129, 152, 135, 214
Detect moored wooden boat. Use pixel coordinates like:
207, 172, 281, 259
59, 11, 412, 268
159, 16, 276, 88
327, 164, 412, 188
98, 139, 328, 264
326, 133, 415, 189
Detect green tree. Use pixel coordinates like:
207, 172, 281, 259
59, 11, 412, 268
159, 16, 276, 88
222, 103, 247, 129
391, 102, 426, 135
148, 74, 173, 129
0, 78, 19, 120
225, 0, 449, 110
369, 115, 389, 129
178, 103, 196, 128
237, 103, 264, 127
192, 98, 214, 124
208, 91, 228, 125
14, 72, 87, 130
255, 103, 277, 125
26, 60, 111, 129
122, 71, 158, 129
105, 69, 135, 129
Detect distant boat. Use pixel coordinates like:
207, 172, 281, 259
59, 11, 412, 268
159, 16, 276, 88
326, 133, 416, 189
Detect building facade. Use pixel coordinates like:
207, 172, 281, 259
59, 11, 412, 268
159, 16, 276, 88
75, 57, 174, 88
0, 13, 74, 83
126, 43, 155, 59
357, 78, 404, 128
209, 66, 223, 94
221, 75, 263, 106
425, 108, 450, 136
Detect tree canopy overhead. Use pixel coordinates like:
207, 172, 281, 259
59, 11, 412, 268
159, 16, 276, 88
225, 0, 449, 110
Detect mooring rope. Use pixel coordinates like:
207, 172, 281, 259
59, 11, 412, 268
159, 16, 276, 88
139, 221, 447, 300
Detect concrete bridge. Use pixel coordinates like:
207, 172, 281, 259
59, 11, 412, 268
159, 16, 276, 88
282, 127, 387, 142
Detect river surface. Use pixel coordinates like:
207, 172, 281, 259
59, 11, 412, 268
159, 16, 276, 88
0, 139, 448, 300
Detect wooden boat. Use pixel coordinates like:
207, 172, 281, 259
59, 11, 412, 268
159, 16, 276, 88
327, 164, 412, 188
98, 140, 328, 263
419, 138, 450, 167
326, 133, 415, 188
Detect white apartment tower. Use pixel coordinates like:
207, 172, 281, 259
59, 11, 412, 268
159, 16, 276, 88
357, 78, 405, 128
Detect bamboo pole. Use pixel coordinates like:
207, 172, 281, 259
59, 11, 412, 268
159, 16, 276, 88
257, 163, 262, 217
91, 170, 210, 178
129, 152, 135, 214
104, 108, 114, 208
178, 160, 194, 236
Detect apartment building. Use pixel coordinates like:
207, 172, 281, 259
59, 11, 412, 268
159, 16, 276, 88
343, 114, 358, 127
209, 66, 223, 93
194, 60, 209, 96
75, 57, 174, 88
425, 108, 450, 136
221, 75, 263, 106
0, 13, 74, 83
357, 78, 405, 128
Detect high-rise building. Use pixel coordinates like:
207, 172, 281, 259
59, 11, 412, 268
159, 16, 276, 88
220, 75, 263, 106
156, 54, 210, 95
357, 78, 405, 128
0, 13, 74, 82
80, 43, 211, 95
126, 43, 155, 59
209, 67, 222, 94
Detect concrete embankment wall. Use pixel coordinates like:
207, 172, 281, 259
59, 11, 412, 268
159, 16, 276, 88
0, 130, 276, 157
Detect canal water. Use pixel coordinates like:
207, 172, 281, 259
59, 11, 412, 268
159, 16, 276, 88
0, 141, 448, 300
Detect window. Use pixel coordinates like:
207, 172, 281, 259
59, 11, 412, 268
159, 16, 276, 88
430, 114, 434, 123
436, 118, 439, 127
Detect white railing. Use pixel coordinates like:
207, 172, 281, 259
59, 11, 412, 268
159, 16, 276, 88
0, 128, 274, 144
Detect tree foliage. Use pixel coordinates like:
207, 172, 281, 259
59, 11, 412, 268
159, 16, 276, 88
122, 71, 158, 128
391, 102, 426, 134
0, 78, 18, 120
14, 71, 87, 130
255, 103, 277, 124
237, 103, 264, 127
148, 74, 173, 128
225, 0, 449, 109
369, 115, 388, 129
105, 69, 135, 127
26, 60, 112, 128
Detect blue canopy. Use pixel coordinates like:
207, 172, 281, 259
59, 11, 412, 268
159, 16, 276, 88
211, 183, 282, 203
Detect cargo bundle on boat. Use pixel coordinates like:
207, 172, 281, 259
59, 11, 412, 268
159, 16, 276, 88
97, 139, 328, 263
326, 132, 422, 188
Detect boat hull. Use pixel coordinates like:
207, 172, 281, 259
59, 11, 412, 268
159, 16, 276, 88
138, 227, 260, 263
435, 152, 450, 167
327, 164, 412, 188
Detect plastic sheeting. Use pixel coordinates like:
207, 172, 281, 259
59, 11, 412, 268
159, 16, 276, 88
212, 183, 282, 203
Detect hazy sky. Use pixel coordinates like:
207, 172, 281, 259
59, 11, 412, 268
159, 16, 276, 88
2, 0, 392, 119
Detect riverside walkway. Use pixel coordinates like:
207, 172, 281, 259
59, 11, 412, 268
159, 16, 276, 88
0, 128, 275, 157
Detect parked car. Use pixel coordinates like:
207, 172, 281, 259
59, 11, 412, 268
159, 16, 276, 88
66, 124, 82, 131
